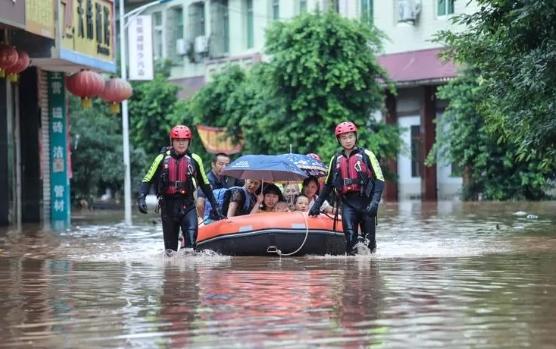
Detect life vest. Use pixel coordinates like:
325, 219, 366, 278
334, 150, 373, 194
161, 154, 194, 195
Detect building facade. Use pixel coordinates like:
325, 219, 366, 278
138, 0, 477, 200
1, 0, 116, 228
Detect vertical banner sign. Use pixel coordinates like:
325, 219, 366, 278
128, 15, 154, 80
48, 72, 71, 229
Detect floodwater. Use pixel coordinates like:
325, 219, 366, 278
1, 201, 555, 348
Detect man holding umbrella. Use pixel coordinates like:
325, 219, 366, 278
309, 121, 384, 255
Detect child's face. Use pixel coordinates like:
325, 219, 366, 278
284, 184, 300, 198
274, 202, 289, 212
294, 197, 309, 212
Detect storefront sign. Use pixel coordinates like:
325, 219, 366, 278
48, 72, 71, 229
25, 0, 56, 39
60, 0, 116, 72
0, 0, 26, 29
128, 16, 154, 80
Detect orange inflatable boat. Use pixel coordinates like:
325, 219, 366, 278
197, 212, 345, 256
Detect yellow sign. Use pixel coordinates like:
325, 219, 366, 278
61, 0, 115, 64
26, 0, 56, 39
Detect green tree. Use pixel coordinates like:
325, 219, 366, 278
70, 97, 148, 203
431, 70, 550, 200
438, 0, 556, 172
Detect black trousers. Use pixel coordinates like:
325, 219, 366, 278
160, 197, 198, 251
341, 195, 376, 253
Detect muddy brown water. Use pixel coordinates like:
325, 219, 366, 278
1, 201, 555, 348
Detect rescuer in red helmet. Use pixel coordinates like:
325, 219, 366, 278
137, 125, 224, 254
308, 121, 384, 255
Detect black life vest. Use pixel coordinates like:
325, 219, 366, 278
334, 150, 373, 195
161, 153, 194, 195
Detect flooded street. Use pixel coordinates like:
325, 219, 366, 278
1, 201, 555, 348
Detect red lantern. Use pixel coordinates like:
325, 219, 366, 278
0, 44, 19, 79
5, 49, 30, 83
100, 77, 133, 114
65, 70, 105, 108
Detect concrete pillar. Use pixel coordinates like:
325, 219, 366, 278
384, 92, 398, 202
420, 85, 437, 201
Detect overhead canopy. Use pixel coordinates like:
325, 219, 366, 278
378, 48, 458, 86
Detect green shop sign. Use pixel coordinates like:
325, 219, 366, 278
48, 72, 71, 229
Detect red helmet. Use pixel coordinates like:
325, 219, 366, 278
335, 121, 358, 137
169, 125, 192, 140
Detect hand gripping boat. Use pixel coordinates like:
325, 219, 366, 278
197, 212, 345, 256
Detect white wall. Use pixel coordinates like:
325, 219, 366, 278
374, 0, 478, 54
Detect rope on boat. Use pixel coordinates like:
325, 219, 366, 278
268, 211, 310, 257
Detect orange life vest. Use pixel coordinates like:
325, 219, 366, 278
334, 150, 373, 194
162, 154, 193, 195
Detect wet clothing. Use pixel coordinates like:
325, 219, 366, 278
312, 147, 384, 254
139, 148, 219, 251
226, 187, 257, 216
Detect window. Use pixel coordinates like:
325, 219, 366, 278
299, 0, 307, 13
173, 7, 183, 40
272, 0, 280, 20
246, 0, 254, 48
152, 12, 163, 60
410, 125, 421, 178
189, 2, 205, 38
360, 0, 373, 26
210, 0, 229, 56
437, 0, 454, 16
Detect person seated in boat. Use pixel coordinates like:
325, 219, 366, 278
225, 179, 261, 218
274, 201, 290, 212
282, 182, 301, 210
302, 176, 335, 215
251, 183, 286, 213
293, 194, 310, 212
196, 152, 243, 220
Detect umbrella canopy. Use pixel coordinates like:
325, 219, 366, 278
223, 155, 308, 182
278, 153, 328, 177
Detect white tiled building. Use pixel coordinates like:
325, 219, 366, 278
137, 0, 478, 201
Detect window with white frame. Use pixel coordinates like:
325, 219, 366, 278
271, 0, 280, 20
299, 0, 307, 14
152, 11, 163, 60
360, 0, 373, 26
437, 0, 454, 17
246, 0, 254, 48
210, 0, 229, 57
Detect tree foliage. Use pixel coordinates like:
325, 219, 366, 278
438, 0, 556, 172
432, 70, 551, 200
185, 12, 401, 169
70, 97, 148, 202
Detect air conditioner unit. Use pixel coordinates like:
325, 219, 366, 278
176, 38, 188, 56
194, 35, 209, 54
398, 0, 421, 24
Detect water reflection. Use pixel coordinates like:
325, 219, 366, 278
0, 201, 555, 348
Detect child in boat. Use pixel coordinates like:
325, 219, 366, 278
274, 201, 290, 212
293, 194, 310, 212
251, 183, 285, 213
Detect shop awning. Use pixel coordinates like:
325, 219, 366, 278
378, 48, 458, 86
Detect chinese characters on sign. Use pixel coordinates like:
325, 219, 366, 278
128, 15, 154, 80
48, 72, 71, 228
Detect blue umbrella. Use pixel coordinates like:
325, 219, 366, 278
222, 155, 308, 182
278, 153, 328, 177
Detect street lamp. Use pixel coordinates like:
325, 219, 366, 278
119, 0, 170, 225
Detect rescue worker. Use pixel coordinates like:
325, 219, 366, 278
137, 125, 224, 252
308, 121, 384, 255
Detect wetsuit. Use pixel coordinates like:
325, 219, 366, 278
310, 147, 384, 254
138, 148, 220, 251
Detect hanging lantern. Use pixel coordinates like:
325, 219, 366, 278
0, 44, 19, 79
100, 77, 133, 114
6, 49, 30, 83
65, 69, 105, 108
